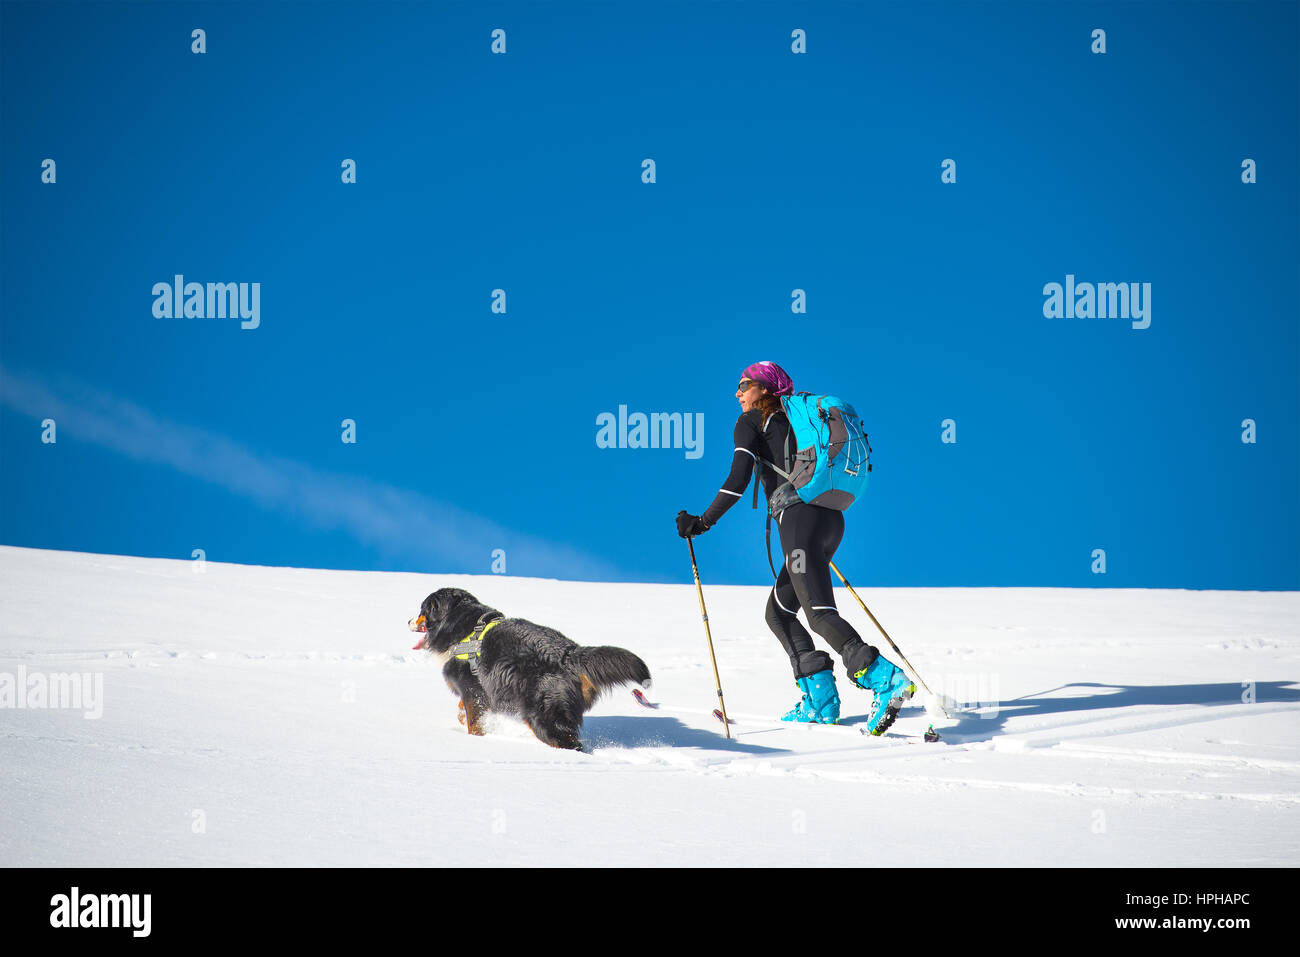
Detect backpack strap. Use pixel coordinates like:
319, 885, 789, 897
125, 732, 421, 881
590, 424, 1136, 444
752, 412, 795, 507
765, 511, 781, 580
750, 416, 796, 497
756, 414, 797, 581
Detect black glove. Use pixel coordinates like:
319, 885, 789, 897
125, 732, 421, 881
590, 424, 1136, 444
676, 510, 710, 538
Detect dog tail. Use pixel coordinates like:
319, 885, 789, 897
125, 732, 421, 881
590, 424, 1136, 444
577, 645, 652, 699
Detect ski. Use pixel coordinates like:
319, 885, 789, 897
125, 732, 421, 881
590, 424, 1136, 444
720, 710, 940, 743
630, 688, 658, 709
631, 689, 942, 742
635, 688, 735, 722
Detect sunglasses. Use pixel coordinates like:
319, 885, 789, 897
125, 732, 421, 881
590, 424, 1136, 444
737, 379, 762, 393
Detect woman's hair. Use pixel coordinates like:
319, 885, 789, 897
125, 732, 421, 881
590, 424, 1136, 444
754, 390, 783, 427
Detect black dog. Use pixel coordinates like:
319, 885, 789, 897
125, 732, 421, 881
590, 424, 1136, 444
409, 587, 651, 750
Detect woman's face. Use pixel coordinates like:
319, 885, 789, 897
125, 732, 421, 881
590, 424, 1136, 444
737, 378, 765, 412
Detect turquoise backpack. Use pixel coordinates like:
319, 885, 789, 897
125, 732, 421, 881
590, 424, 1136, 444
753, 392, 873, 575
755, 392, 873, 512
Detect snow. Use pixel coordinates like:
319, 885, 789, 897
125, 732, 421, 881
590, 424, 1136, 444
1, 545, 1296, 866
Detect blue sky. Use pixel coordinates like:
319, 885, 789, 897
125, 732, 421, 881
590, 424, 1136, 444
2, 0, 1297, 589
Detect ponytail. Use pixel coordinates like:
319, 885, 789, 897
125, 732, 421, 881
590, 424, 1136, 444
754, 392, 783, 428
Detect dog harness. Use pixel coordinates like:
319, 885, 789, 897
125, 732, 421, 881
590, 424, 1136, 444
454, 613, 503, 674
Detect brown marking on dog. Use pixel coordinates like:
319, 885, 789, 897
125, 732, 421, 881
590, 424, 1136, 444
462, 695, 487, 736
457, 699, 467, 728
580, 673, 599, 709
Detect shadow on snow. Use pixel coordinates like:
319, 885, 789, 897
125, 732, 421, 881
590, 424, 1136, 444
936, 680, 1300, 742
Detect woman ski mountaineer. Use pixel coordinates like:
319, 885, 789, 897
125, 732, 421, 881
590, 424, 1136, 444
675, 361, 916, 734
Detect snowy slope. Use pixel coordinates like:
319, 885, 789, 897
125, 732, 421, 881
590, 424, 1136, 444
1, 545, 1297, 867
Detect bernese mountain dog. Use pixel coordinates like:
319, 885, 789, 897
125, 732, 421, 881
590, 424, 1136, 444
409, 587, 651, 750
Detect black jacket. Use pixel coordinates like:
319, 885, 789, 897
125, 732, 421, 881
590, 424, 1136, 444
701, 409, 794, 527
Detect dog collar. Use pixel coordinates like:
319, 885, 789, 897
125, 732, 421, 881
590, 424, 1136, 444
454, 614, 503, 673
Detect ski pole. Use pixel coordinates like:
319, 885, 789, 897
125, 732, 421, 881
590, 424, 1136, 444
828, 560, 941, 705
687, 537, 731, 738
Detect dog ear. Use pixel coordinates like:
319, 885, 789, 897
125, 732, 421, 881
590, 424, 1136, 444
430, 587, 480, 615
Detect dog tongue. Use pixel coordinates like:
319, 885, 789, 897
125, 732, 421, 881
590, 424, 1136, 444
411, 636, 425, 650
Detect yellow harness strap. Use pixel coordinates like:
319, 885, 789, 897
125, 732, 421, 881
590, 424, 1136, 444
454, 617, 502, 671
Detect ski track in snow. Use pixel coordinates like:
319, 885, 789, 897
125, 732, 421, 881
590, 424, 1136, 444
1, 545, 1298, 866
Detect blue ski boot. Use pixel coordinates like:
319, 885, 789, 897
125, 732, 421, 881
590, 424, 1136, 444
851, 655, 915, 735
781, 669, 841, 724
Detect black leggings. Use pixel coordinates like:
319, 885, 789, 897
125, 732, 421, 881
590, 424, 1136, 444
764, 503, 878, 680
